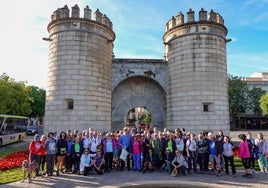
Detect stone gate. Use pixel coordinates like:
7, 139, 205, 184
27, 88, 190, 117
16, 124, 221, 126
112, 59, 167, 131
44, 5, 230, 135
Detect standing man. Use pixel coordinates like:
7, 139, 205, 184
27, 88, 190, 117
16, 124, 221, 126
150, 132, 162, 169
119, 127, 132, 170
208, 132, 223, 176
45, 132, 57, 176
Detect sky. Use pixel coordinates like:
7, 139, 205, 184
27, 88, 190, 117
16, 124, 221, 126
1, 0, 268, 89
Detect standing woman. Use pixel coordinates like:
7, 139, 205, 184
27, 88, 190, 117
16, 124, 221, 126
131, 134, 142, 171
103, 133, 114, 172
255, 132, 268, 173
238, 134, 252, 178
56, 131, 68, 175
45, 132, 57, 176
246, 132, 257, 174
29, 134, 42, 177
222, 136, 236, 176
39, 135, 47, 176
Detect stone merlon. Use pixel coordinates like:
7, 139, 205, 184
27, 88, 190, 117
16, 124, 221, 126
165, 8, 224, 31
50, 4, 112, 29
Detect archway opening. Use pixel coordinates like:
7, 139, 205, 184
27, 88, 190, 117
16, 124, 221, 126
126, 107, 151, 131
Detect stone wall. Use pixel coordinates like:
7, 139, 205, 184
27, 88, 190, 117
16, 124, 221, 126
163, 8, 230, 135
44, 5, 115, 133
44, 5, 230, 136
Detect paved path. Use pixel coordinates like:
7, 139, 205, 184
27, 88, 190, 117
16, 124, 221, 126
2, 169, 268, 188
2, 131, 268, 188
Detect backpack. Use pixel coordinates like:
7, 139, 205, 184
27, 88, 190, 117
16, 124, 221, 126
253, 144, 259, 159
246, 139, 253, 156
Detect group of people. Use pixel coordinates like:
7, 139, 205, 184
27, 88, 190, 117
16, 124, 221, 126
28, 126, 268, 179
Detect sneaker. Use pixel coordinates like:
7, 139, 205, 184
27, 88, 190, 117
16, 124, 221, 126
242, 174, 248, 178
232, 173, 237, 178
246, 174, 252, 178
251, 169, 256, 174
209, 171, 215, 175
216, 171, 221, 177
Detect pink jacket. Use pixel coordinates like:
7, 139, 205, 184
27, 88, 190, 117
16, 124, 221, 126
239, 141, 250, 158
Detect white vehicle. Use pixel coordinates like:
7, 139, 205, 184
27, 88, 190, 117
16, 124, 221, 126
0, 114, 28, 147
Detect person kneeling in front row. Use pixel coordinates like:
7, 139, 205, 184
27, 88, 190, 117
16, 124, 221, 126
79, 149, 95, 176
172, 150, 188, 176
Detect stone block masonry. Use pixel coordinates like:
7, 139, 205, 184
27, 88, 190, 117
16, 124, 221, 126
44, 5, 230, 136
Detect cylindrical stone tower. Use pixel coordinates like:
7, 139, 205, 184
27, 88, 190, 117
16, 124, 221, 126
163, 8, 230, 135
44, 4, 115, 134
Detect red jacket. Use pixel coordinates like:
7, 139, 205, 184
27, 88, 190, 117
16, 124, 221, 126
29, 140, 42, 155
40, 140, 46, 156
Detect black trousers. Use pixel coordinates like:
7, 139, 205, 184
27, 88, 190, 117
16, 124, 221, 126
105, 152, 113, 170
223, 155, 236, 175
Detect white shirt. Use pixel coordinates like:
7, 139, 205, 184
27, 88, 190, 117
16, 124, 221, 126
83, 137, 90, 149
186, 139, 197, 151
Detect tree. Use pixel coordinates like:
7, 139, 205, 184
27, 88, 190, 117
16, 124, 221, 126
228, 74, 248, 116
247, 86, 266, 115
28, 86, 46, 118
140, 113, 152, 124
260, 92, 268, 115
0, 73, 32, 116
228, 74, 248, 128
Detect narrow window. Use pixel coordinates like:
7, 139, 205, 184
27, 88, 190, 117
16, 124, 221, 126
68, 101, 74, 109
202, 102, 212, 112
203, 104, 209, 112
65, 98, 74, 110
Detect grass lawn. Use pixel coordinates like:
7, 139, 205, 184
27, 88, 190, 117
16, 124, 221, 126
0, 168, 23, 185
234, 157, 260, 171
0, 148, 27, 185
0, 148, 22, 158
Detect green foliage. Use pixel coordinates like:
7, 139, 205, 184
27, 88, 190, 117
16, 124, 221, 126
234, 157, 260, 171
0, 73, 45, 118
247, 87, 266, 115
0, 148, 26, 184
0, 168, 23, 184
0, 73, 32, 116
260, 92, 268, 115
28, 86, 46, 117
140, 113, 151, 123
0, 148, 22, 159
228, 74, 249, 117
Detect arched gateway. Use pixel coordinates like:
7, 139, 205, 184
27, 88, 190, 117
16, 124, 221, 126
111, 76, 166, 131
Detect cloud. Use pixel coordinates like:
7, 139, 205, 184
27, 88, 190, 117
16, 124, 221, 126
228, 52, 268, 77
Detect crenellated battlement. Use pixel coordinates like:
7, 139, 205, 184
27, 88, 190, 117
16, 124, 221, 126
50, 4, 113, 29
165, 8, 224, 31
